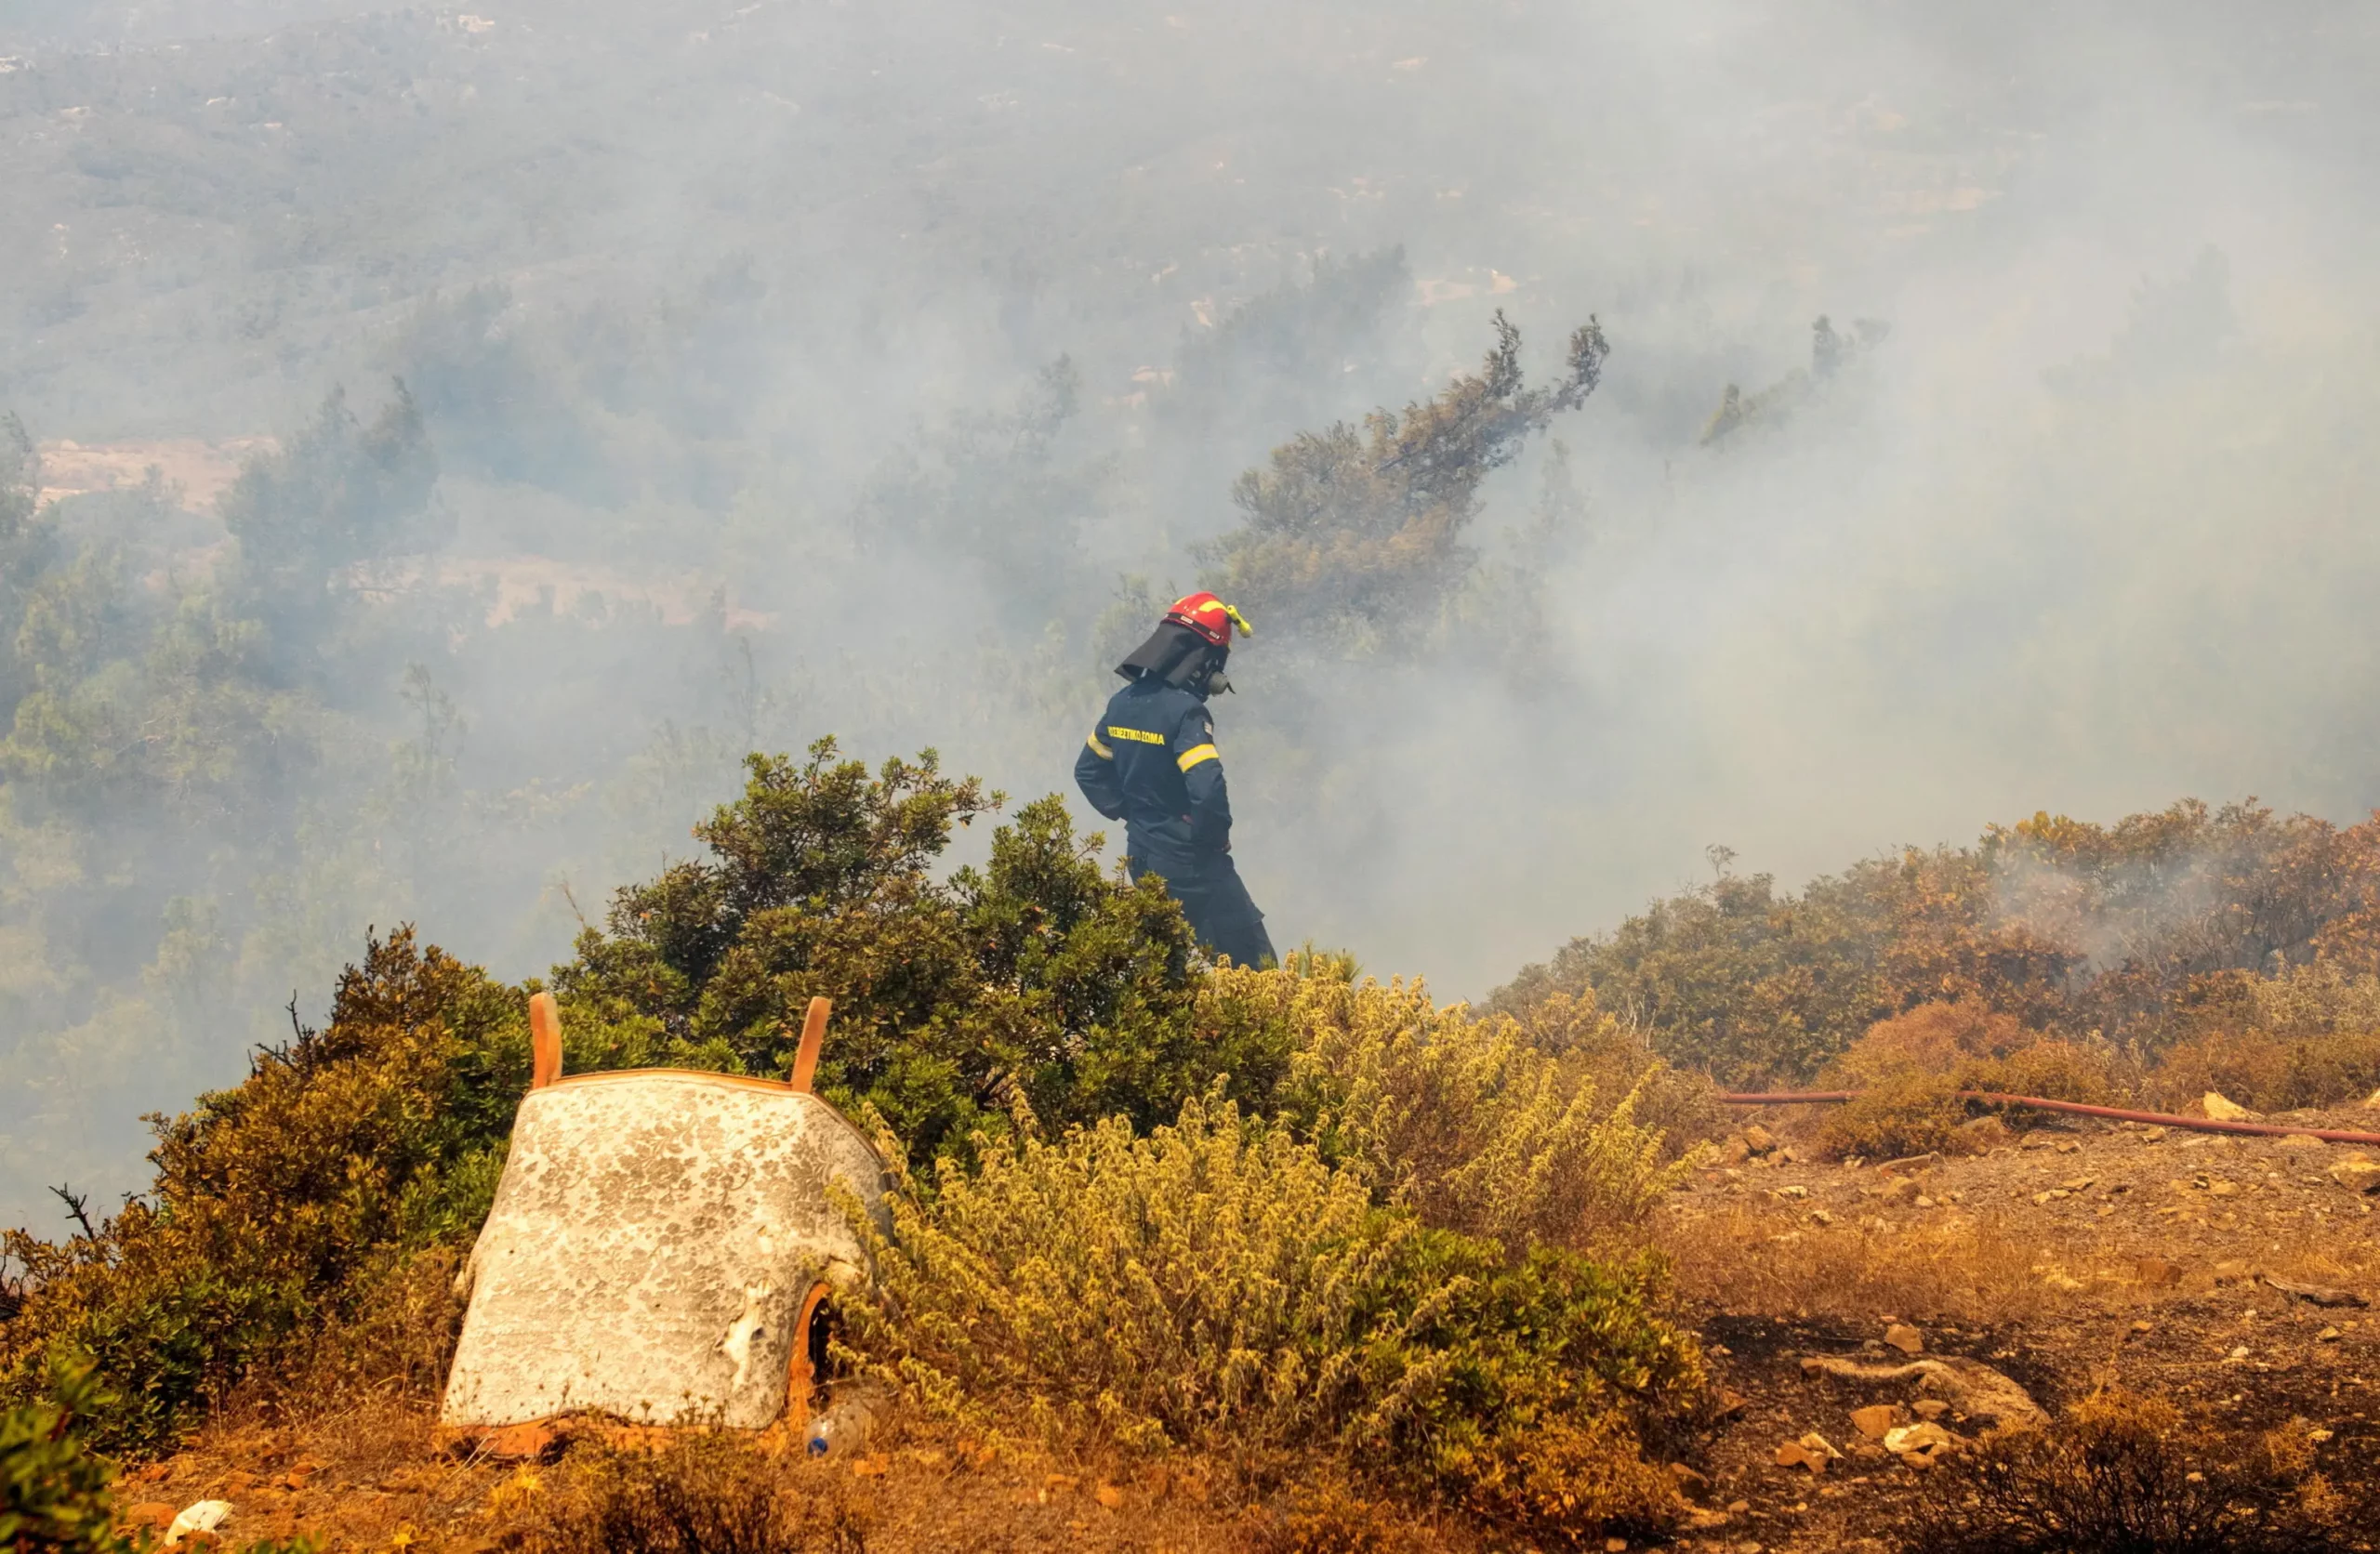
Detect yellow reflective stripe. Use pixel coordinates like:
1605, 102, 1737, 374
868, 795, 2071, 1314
1086, 733, 1113, 759
1177, 743, 1220, 771
1106, 726, 1167, 744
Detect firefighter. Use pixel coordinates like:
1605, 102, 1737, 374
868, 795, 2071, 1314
1074, 591, 1276, 968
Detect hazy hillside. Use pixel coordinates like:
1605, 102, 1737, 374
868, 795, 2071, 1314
4, 0, 2379, 1232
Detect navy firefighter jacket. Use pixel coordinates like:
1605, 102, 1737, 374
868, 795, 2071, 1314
1073, 678, 1232, 863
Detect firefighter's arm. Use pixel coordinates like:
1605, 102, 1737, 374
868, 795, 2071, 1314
1075, 726, 1127, 820
1173, 710, 1233, 851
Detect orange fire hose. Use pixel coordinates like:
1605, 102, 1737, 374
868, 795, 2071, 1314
1716, 1088, 2380, 1147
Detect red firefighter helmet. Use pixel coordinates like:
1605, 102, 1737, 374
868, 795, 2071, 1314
1164, 592, 1254, 647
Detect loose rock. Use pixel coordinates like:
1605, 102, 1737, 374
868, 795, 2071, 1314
1955, 1116, 2015, 1152
1883, 1324, 1924, 1354
1743, 1126, 1778, 1156
2327, 1156, 2380, 1193
1849, 1404, 1900, 1439
1799, 1355, 2048, 1428
2265, 1275, 2369, 1309
2201, 1091, 2258, 1122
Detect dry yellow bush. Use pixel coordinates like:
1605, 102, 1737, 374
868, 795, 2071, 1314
1816, 1073, 1974, 1161
1826, 1001, 2039, 1088
1963, 1040, 2122, 1104
853, 1098, 1396, 1455
2150, 1027, 2380, 1113
2230, 960, 2380, 1036
1205, 968, 1710, 1248
847, 1098, 1704, 1542
1235, 1476, 1454, 1554
1813, 1001, 2122, 1159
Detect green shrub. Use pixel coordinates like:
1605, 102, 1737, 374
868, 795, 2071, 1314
0, 743, 1288, 1449
1818, 1072, 1971, 1161
849, 1098, 1701, 1542
556, 741, 1288, 1166
1, 1358, 132, 1554
1961, 1040, 2120, 1108
0, 931, 522, 1451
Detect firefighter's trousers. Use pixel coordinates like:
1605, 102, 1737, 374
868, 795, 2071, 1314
1128, 846, 1276, 970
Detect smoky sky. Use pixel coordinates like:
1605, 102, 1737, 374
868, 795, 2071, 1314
4, 0, 2377, 1226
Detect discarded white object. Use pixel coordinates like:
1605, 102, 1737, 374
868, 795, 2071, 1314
163, 1501, 231, 1547
1884, 1422, 1955, 1455
441, 996, 887, 1434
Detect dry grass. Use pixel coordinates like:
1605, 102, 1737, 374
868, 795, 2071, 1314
1662, 1203, 2055, 1324
525, 1432, 870, 1554
1232, 1476, 1461, 1554
112, 1391, 521, 1553
1899, 1389, 2375, 1554
122, 1385, 1510, 1554
2253, 1229, 2380, 1297
2149, 1028, 2380, 1113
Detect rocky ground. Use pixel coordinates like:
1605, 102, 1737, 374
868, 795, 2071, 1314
112, 1401, 1299, 1554
1657, 1106, 2380, 1552
112, 1109, 2380, 1554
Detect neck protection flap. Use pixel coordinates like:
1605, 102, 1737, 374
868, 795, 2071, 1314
1117, 620, 1224, 691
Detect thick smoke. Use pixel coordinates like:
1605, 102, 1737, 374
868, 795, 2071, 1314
3, 0, 2375, 1226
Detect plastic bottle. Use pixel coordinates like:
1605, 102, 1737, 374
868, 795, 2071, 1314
803, 1391, 879, 1457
